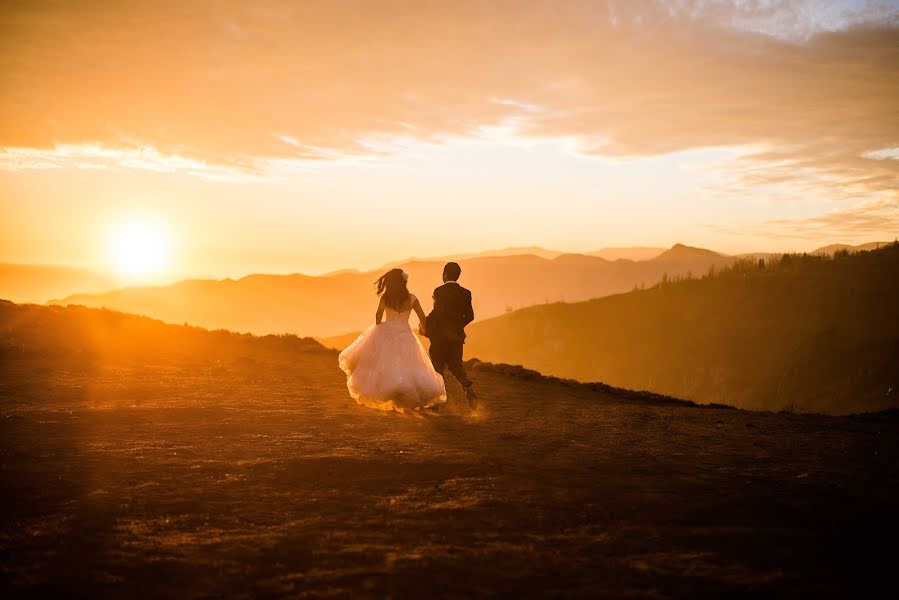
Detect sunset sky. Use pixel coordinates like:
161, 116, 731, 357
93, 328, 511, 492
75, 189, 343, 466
1, 0, 897, 281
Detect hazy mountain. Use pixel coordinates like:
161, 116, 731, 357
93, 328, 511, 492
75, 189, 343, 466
586, 246, 667, 261
650, 243, 732, 266
401, 242, 805, 265
0, 263, 118, 304
465, 243, 899, 414
811, 241, 893, 255
54, 245, 736, 338
452, 245, 566, 260
421, 245, 667, 262
388, 246, 565, 264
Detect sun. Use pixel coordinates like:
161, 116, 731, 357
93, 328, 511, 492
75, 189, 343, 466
108, 218, 173, 281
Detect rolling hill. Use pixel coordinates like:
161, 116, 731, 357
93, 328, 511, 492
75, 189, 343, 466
53, 245, 735, 338
389, 245, 667, 263
465, 243, 899, 414
587, 246, 667, 261
2, 299, 897, 596
811, 241, 893, 255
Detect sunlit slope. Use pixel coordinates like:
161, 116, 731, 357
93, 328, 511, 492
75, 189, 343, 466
466, 244, 899, 414
0, 300, 325, 364
53, 246, 735, 338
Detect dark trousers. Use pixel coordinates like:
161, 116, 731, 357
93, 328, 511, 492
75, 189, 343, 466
429, 340, 472, 388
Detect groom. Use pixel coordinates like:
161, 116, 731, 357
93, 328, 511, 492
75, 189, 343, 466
425, 262, 477, 408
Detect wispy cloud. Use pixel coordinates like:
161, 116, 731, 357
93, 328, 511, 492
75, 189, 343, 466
716, 195, 899, 242
764, 196, 899, 237
1, 0, 897, 195
0, 145, 267, 182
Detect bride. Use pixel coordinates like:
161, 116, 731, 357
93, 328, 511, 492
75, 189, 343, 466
338, 268, 447, 412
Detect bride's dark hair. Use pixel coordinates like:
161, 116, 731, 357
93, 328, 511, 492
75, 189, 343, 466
376, 268, 411, 311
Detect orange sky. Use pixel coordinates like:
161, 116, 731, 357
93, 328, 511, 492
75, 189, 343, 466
1, 1, 897, 281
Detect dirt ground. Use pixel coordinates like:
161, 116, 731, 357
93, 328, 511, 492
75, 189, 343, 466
2, 349, 898, 598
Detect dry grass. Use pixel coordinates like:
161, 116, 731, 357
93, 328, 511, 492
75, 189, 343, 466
2, 348, 898, 598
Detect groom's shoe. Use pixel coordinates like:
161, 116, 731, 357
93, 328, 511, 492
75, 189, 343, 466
465, 386, 478, 410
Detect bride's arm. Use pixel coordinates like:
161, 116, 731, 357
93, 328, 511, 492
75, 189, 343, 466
412, 295, 427, 334
375, 296, 385, 324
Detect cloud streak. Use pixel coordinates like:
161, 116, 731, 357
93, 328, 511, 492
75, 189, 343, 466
762, 197, 899, 238
1, 0, 897, 198
0, 144, 267, 182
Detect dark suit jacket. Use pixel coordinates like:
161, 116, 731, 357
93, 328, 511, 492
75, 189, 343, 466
426, 282, 474, 344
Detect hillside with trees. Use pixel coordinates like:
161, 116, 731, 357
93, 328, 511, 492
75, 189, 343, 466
466, 243, 899, 414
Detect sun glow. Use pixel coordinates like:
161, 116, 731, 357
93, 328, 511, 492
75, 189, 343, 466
108, 218, 173, 281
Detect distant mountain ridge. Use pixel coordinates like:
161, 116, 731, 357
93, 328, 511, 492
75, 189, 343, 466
811, 241, 893, 255
398, 246, 565, 263
587, 247, 667, 261
24, 240, 894, 340
53, 244, 739, 338
649, 243, 734, 266
9, 241, 887, 310
388, 245, 668, 264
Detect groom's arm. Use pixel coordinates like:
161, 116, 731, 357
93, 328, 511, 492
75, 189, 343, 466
431, 286, 444, 315
461, 290, 474, 327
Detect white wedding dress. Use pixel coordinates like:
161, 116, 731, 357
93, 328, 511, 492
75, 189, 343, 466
338, 295, 447, 412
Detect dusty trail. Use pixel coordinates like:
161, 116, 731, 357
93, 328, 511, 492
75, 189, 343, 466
2, 349, 898, 598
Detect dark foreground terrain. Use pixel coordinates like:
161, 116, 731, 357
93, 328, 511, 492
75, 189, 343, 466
1, 304, 898, 598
